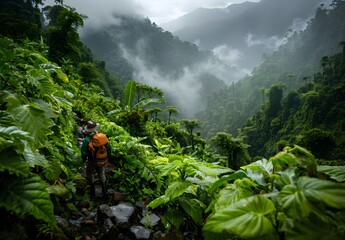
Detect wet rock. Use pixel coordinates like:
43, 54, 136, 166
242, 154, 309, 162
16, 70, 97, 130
129, 226, 152, 240
136, 201, 151, 216
55, 215, 78, 239
100, 218, 120, 240
152, 231, 165, 240
97, 204, 114, 222
110, 203, 137, 228
85, 212, 97, 221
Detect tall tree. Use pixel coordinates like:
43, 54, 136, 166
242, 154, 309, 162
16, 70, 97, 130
209, 132, 250, 169
44, 5, 85, 64
166, 106, 179, 123
0, 0, 42, 40
182, 119, 201, 150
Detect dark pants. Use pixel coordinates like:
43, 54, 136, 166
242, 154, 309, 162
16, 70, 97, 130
85, 160, 106, 184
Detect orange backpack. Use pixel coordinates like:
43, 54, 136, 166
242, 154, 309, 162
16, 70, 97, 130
88, 133, 109, 166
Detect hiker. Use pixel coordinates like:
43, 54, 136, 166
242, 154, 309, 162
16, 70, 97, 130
81, 121, 111, 197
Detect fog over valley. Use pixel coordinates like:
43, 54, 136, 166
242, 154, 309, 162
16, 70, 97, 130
46, 0, 334, 117
2, 1, 345, 238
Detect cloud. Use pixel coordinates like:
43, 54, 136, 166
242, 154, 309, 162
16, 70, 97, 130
245, 33, 286, 50
121, 47, 202, 117
212, 45, 243, 66
120, 40, 247, 117
45, 0, 141, 28
45, 0, 260, 26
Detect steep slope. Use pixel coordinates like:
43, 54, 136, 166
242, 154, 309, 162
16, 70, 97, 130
161, 1, 257, 33
172, 0, 325, 70
240, 46, 345, 160
196, 0, 345, 140
81, 16, 246, 117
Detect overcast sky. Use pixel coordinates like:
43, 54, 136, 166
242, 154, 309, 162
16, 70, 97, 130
49, 0, 260, 25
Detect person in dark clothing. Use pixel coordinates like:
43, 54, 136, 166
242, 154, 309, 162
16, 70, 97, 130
81, 121, 111, 197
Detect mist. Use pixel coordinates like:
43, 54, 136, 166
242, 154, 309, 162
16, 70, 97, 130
120, 40, 246, 117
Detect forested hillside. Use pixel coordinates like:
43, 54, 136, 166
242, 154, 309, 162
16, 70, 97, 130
1, 0, 345, 240
196, 0, 345, 140
81, 16, 244, 117
240, 46, 345, 160
171, 0, 325, 70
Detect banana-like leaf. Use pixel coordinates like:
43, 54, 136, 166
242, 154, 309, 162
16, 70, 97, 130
317, 165, 345, 182
179, 198, 203, 224
0, 146, 30, 176
278, 177, 345, 219
8, 102, 54, 148
124, 80, 136, 106
165, 181, 192, 201
203, 195, 276, 239
0, 173, 55, 224
133, 98, 161, 109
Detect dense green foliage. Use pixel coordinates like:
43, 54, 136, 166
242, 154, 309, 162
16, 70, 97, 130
1, 0, 345, 239
203, 145, 345, 240
240, 44, 345, 159
196, 0, 345, 140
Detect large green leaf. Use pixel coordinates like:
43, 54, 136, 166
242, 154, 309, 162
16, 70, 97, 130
54, 69, 69, 83
23, 148, 49, 168
203, 195, 276, 239
124, 80, 136, 106
214, 185, 253, 210
286, 213, 340, 240
317, 165, 345, 182
278, 184, 312, 219
8, 102, 54, 148
274, 167, 297, 190
147, 195, 166, 209
0, 126, 32, 142
165, 181, 192, 201
269, 152, 296, 169
208, 171, 248, 196
46, 183, 72, 200
133, 98, 162, 110
278, 177, 345, 219
163, 207, 184, 229
0, 146, 30, 176
242, 158, 274, 176
179, 198, 203, 224
0, 173, 55, 224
